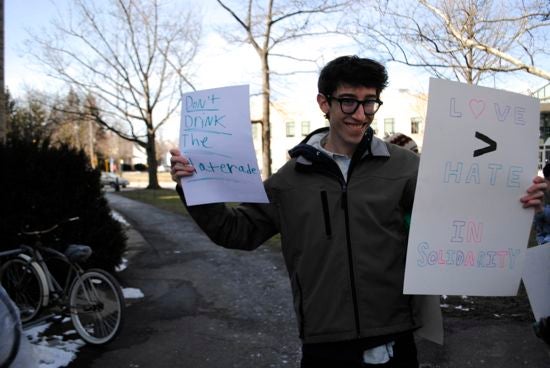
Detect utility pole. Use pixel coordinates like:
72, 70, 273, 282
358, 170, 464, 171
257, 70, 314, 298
0, 0, 6, 144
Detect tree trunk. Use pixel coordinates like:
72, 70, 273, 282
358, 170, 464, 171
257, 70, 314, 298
261, 53, 272, 178
146, 131, 160, 189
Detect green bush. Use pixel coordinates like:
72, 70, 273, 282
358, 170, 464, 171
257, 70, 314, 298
0, 139, 127, 273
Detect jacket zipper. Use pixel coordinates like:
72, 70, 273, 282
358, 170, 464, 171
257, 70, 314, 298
340, 181, 361, 338
320, 191, 332, 238
319, 154, 363, 338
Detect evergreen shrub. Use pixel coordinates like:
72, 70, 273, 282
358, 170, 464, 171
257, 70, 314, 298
0, 139, 127, 273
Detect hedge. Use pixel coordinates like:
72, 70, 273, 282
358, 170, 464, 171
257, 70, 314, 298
0, 139, 127, 273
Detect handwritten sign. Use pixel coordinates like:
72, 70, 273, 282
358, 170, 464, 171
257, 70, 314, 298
404, 78, 540, 296
522, 243, 550, 321
179, 85, 268, 205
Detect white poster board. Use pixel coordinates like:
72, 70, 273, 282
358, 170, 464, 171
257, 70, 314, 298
179, 85, 268, 206
522, 243, 550, 321
404, 78, 540, 296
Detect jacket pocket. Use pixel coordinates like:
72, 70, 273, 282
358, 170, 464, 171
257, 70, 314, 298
320, 191, 332, 238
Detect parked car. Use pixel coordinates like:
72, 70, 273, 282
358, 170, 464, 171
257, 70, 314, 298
100, 172, 129, 188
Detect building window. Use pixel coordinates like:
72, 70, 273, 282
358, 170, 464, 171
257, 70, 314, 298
411, 117, 422, 134
384, 118, 394, 136
286, 121, 295, 137
541, 112, 550, 141
301, 121, 310, 136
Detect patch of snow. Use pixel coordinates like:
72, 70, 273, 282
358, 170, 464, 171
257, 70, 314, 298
123, 287, 145, 299
111, 210, 130, 226
25, 323, 52, 342
116, 257, 129, 272
24, 322, 85, 368
34, 338, 85, 368
454, 305, 470, 312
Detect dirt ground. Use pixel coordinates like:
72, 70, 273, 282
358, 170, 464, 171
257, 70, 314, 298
440, 282, 534, 322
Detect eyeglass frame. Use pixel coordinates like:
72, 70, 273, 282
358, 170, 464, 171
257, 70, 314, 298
325, 94, 383, 116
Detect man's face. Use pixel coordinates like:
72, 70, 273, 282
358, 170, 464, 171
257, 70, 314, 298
317, 84, 378, 156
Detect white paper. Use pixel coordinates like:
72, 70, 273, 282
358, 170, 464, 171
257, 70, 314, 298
404, 78, 540, 296
179, 85, 268, 205
522, 243, 550, 321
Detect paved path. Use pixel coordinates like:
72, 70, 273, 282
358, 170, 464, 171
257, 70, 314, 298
69, 193, 550, 368
70, 193, 301, 368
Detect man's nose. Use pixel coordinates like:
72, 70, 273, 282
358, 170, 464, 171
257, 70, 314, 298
352, 105, 367, 120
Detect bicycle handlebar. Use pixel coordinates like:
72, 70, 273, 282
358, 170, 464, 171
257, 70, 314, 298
19, 217, 80, 237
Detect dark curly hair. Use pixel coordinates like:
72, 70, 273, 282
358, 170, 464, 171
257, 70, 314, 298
318, 55, 388, 97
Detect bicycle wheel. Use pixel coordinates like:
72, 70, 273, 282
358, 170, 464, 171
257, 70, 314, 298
0, 256, 46, 323
69, 268, 125, 344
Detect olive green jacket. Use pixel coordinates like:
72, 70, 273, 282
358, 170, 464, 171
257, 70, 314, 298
177, 127, 422, 344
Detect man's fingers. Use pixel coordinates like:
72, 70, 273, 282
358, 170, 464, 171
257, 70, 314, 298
169, 148, 181, 156
168, 148, 196, 183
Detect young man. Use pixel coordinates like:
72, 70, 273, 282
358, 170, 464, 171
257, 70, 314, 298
171, 55, 546, 367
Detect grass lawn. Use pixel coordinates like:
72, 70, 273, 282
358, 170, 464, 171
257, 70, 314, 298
115, 188, 190, 217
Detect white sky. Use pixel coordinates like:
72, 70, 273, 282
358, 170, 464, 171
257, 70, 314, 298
5, 0, 549, 139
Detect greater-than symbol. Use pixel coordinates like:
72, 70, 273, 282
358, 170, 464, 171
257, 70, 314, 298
473, 131, 497, 157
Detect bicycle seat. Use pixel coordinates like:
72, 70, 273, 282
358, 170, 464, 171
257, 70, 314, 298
65, 244, 92, 263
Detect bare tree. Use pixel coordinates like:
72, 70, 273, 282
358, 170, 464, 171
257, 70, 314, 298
351, 0, 550, 85
216, 0, 352, 177
26, 0, 201, 188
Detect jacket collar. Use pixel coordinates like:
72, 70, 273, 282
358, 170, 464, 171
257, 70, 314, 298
288, 126, 390, 162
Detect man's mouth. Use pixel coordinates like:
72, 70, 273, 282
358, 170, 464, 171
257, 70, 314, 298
344, 121, 367, 129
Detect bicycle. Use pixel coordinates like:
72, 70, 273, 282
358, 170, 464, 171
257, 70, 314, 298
0, 217, 125, 345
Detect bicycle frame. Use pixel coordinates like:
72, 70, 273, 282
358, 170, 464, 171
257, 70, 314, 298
18, 243, 84, 309
0, 249, 24, 258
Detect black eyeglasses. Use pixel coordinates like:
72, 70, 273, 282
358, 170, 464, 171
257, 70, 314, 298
326, 95, 383, 115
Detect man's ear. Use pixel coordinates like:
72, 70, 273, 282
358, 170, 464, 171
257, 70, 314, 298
317, 93, 330, 115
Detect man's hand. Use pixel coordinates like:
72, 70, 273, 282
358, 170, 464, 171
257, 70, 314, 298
520, 176, 547, 213
170, 148, 196, 183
